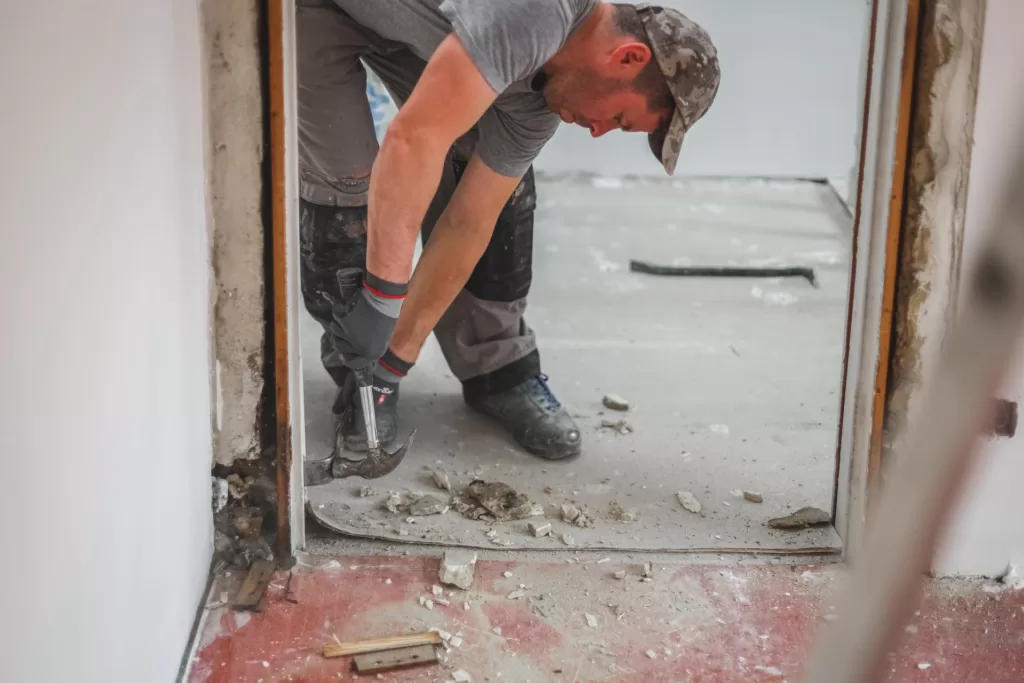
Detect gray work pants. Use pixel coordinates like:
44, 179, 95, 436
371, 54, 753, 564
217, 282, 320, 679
296, 0, 541, 401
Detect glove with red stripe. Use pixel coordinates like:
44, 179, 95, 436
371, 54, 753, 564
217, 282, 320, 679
329, 268, 407, 372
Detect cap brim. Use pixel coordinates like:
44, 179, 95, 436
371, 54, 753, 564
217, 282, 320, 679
653, 107, 687, 176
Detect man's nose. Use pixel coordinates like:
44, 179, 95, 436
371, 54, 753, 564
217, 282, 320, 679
589, 121, 614, 138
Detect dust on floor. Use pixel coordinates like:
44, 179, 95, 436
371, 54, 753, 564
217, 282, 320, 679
188, 555, 1024, 683
302, 176, 849, 552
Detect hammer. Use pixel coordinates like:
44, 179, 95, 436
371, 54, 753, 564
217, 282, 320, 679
330, 365, 416, 479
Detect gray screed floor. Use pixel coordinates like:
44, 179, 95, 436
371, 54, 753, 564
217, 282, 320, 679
304, 176, 849, 553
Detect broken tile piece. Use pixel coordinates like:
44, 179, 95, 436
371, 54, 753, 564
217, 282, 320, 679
561, 532, 576, 546
613, 571, 627, 580
676, 490, 701, 514
503, 571, 514, 578
358, 485, 379, 498
528, 521, 552, 537
585, 613, 598, 628
602, 393, 630, 411
409, 494, 449, 516
599, 418, 633, 435
492, 627, 502, 636
508, 590, 526, 600
768, 507, 831, 530
431, 469, 452, 492
645, 650, 657, 660
743, 491, 764, 504
432, 585, 444, 596
452, 670, 472, 682
439, 550, 478, 590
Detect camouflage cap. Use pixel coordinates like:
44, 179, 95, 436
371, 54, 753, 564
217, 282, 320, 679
637, 4, 721, 175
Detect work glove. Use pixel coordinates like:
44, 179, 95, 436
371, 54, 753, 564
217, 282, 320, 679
328, 268, 407, 372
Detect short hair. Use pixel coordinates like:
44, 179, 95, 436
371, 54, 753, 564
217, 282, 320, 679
611, 4, 675, 117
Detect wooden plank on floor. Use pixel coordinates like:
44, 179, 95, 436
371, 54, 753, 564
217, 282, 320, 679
233, 560, 276, 611
323, 631, 442, 659
353, 645, 439, 673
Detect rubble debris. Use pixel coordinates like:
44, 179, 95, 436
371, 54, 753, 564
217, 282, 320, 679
322, 631, 443, 658
226, 473, 250, 500
743, 491, 764, 504
492, 627, 502, 636
358, 485, 380, 498
431, 469, 452, 492
768, 506, 831, 529
503, 571, 514, 578
585, 613, 598, 628
383, 492, 404, 514
434, 597, 451, 607
439, 550, 477, 590
508, 590, 526, 600
596, 557, 611, 564
452, 671, 473, 682
457, 480, 536, 521
485, 529, 498, 538
561, 532, 576, 546
560, 503, 594, 528
614, 571, 627, 580
230, 506, 265, 540
432, 585, 444, 596
754, 666, 784, 676
409, 494, 449, 517
463, 602, 471, 611
212, 477, 229, 512
602, 393, 631, 411
544, 486, 566, 495
528, 522, 552, 537
730, 489, 744, 499
608, 502, 639, 523
642, 562, 655, 579
676, 490, 702, 514
917, 663, 932, 671
528, 502, 545, 517
599, 418, 633, 435
450, 635, 464, 648
645, 650, 658, 660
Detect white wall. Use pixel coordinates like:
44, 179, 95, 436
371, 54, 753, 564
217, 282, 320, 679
535, 0, 871, 178
935, 0, 1024, 577
0, 1, 214, 680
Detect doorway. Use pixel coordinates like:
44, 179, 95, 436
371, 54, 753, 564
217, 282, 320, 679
271, 0, 911, 557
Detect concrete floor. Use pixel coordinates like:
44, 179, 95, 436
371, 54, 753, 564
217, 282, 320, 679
303, 177, 850, 552
188, 555, 1024, 683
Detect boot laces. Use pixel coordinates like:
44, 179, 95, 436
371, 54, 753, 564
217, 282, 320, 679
528, 374, 562, 412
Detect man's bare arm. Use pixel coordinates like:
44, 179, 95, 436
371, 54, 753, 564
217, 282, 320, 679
366, 35, 499, 283
389, 156, 522, 362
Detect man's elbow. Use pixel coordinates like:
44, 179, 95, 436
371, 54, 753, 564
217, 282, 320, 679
381, 113, 453, 164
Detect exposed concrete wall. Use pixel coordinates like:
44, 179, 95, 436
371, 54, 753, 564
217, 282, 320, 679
883, 0, 985, 470
202, 0, 267, 466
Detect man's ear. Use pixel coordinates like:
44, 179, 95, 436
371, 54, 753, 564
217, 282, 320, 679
609, 42, 651, 75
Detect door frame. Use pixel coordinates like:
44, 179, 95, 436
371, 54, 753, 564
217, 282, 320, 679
268, 0, 930, 557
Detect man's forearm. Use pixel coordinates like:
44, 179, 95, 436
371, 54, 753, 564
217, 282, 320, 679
388, 211, 494, 362
366, 125, 449, 283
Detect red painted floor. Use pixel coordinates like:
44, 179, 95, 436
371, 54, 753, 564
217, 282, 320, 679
190, 556, 1024, 683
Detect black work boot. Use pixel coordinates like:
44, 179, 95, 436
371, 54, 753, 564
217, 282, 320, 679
332, 370, 400, 453
467, 374, 582, 460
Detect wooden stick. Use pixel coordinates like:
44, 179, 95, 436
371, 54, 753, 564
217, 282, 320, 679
322, 631, 442, 659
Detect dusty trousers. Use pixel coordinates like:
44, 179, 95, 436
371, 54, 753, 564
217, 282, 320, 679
296, 0, 541, 402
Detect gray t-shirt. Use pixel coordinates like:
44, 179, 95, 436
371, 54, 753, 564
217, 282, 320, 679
334, 0, 597, 177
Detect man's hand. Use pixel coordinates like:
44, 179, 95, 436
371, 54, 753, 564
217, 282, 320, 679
366, 34, 500, 284
328, 269, 407, 371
